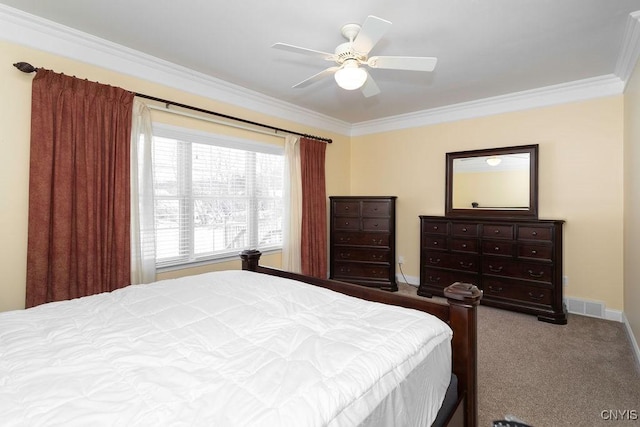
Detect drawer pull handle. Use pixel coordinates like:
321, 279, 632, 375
528, 270, 544, 278
488, 285, 503, 293
433, 241, 439, 246
489, 265, 503, 273
372, 238, 383, 244
340, 252, 350, 259
345, 221, 349, 225
459, 261, 473, 269
531, 231, 538, 236
462, 243, 468, 248
344, 206, 350, 210
528, 291, 544, 301
429, 257, 441, 265
371, 254, 382, 260
462, 227, 468, 232
340, 237, 351, 243
373, 223, 379, 227
494, 229, 500, 234
433, 226, 439, 231
494, 246, 501, 251
531, 250, 538, 255
428, 275, 441, 283
340, 267, 351, 273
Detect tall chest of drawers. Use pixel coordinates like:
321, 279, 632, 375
418, 215, 566, 324
329, 196, 397, 291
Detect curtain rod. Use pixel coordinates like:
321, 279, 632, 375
13, 62, 332, 144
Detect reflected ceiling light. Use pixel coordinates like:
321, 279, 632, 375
486, 156, 502, 166
334, 59, 368, 90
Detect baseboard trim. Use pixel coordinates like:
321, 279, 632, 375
622, 313, 640, 374
396, 273, 420, 287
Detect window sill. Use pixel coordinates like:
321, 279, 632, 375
155, 248, 281, 274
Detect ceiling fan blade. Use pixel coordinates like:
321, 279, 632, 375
352, 15, 392, 54
361, 71, 380, 98
367, 56, 438, 71
292, 66, 340, 88
271, 42, 335, 60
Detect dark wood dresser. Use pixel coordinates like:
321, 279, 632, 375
418, 215, 566, 324
329, 196, 397, 291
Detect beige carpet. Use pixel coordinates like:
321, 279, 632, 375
397, 283, 640, 427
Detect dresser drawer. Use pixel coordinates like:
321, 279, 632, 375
483, 257, 553, 283
333, 217, 360, 230
482, 224, 514, 239
334, 232, 390, 247
334, 247, 390, 262
483, 277, 553, 306
362, 201, 391, 217
333, 262, 390, 280
421, 267, 478, 290
518, 243, 553, 261
482, 240, 515, 257
518, 225, 553, 241
452, 223, 479, 237
422, 235, 448, 251
451, 238, 479, 253
423, 220, 449, 235
423, 252, 479, 273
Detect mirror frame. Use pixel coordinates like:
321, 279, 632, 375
445, 144, 539, 218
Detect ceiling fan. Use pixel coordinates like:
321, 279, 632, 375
271, 15, 437, 97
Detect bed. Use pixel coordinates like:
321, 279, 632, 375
0, 250, 481, 427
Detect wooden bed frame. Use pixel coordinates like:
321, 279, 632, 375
240, 250, 482, 427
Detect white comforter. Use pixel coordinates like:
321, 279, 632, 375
0, 270, 452, 427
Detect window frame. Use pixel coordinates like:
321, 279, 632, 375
151, 123, 285, 270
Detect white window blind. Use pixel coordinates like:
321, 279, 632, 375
152, 124, 284, 268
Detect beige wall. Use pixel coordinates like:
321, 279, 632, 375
0, 40, 351, 312
624, 57, 640, 356
351, 97, 625, 310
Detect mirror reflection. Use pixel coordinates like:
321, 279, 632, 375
445, 144, 538, 218
452, 153, 530, 210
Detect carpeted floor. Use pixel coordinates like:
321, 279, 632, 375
397, 283, 640, 427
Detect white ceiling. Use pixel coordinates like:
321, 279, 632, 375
2, 0, 640, 125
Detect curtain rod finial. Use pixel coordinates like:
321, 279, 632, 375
13, 62, 37, 73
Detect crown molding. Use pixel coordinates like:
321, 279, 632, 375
350, 74, 625, 136
615, 11, 640, 88
1, 4, 636, 139
0, 4, 352, 137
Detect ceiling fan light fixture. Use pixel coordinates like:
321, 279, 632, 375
486, 156, 502, 166
334, 60, 367, 90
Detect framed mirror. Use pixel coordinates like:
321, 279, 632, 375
445, 144, 538, 218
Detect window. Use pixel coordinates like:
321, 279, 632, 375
152, 124, 284, 268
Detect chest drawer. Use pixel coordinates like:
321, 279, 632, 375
421, 267, 479, 290
334, 247, 390, 262
333, 201, 360, 217
334, 232, 390, 247
482, 224, 514, 239
333, 262, 390, 280
361, 201, 390, 217
518, 226, 553, 241
333, 217, 360, 230
362, 218, 390, 231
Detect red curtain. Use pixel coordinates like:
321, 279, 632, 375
300, 137, 327, 278
26, 69, 134, 307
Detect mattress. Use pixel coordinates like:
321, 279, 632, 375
0, 270, 452, 426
